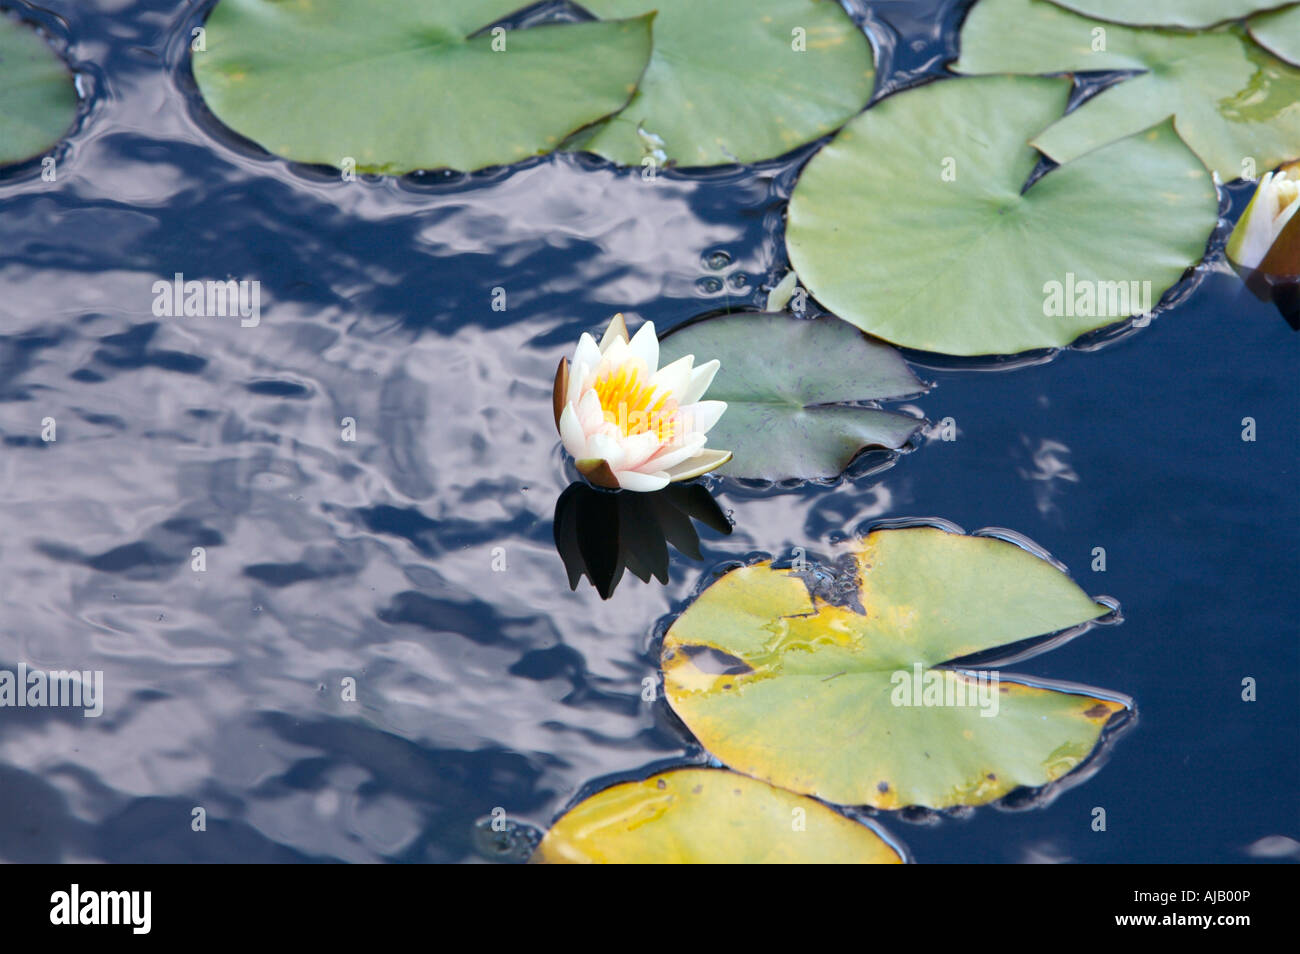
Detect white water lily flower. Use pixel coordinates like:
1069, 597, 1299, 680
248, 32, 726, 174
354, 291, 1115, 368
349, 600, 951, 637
1227, 162, 1299, 274
553, 314, 731, 492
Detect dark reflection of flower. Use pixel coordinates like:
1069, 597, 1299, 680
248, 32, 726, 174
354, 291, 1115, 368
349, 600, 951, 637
553, 482, 732, 599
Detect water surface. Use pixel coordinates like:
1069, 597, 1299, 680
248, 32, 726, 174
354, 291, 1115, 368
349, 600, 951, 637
0, 0, 1295, 863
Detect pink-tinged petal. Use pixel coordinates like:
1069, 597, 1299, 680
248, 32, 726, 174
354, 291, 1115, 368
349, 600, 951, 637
641, 433, 707, 473
650, 354, 693, 401
598, 313, 629, 352
681, 358, 719, 404
619, 430, 668, 472
558, 404, 589, 460
568, 359, 592, 408
665, 448, 732, 482
614, 469, 671, 493
588, 432, 626, 470
577, 388, 604, 433
627, 320, 660, 373
677, 399, 727, 437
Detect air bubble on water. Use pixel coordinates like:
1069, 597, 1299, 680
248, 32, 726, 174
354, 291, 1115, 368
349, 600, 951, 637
697, 276, 723, 294
473, 816, 544, 863
704, 250, 732, 270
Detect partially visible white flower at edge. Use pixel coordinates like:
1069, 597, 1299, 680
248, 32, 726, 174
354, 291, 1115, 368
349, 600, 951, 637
553, 314, 731, 492
1227, 161, 1299, 274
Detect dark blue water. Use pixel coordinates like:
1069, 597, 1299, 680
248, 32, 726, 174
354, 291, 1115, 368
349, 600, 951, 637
0, 0, 1295, 863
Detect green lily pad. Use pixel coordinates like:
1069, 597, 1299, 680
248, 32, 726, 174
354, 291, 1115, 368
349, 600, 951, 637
657, 313, 925, 481
0, 13, 77, 166
1248, 5, 1300, 67
785, 75, 1217, 356
576, 0, 874, 167
532, 768, 904, 863
956, 0, 1300, 181
1048, 0, 1290, 29
193, 0, 653, 174
662, 526, 1130, 809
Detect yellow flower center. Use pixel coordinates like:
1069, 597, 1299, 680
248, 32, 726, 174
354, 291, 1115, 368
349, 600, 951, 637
593, 363, 677, 442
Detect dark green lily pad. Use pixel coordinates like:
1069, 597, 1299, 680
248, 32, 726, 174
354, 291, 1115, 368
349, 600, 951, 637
658, 313, 925, 481
193, 0, 653, 174
0, 13, 76, 166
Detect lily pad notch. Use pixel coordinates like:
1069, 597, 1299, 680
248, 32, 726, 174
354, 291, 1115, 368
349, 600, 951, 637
785, 73, 1220, 355
192, 0, 880, 174
660, 523, 1134, 810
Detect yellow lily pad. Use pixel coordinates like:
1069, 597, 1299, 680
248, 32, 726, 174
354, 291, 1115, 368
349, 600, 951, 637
532, 768, 903, 863
661, 526, 1131, 809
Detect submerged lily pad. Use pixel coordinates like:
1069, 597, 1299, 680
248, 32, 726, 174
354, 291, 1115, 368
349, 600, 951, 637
1248, 5, 1300, 67
657, 313, 925, 481
532, 768, 904, 863
576, 0, 875, 167
662, 526, 1130, 809
956, 0, 1300, 181
193, 0, 652, 174
0, 13, 77, 166
786, 75, 1217, 356
1047, 0, 1290, 28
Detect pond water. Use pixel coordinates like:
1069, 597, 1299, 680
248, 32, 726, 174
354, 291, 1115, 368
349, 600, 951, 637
0, 0, 1295, 863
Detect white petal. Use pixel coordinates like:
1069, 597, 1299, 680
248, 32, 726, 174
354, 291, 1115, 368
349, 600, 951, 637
665, 448, 732, 482
681, 358, 720, 404
599, 313, 629, 352
572, 333, 601, 375
641, 432, 707, 473
601, 336, 633, 369
1241, 172, 1281, 267
614, 469, 671, 493
587, 432, 626, 470
627, 320, 660, 373
650, 354, 694, 401
677, 400, 727, 437
558, 404, 589, 460
619, 430, 668, 472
